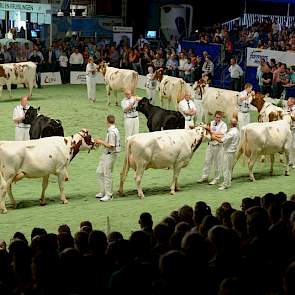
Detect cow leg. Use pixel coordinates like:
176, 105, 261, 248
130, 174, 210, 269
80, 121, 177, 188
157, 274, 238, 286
40, 175, 49, 206
279, 152, 284, 163
260, 155, 266, 163
270, 154, 275, 176
0, 176, 8, 214
285, 151, 290, 176
57, 173, 68, 204
28, 82, 33, 98
170, 166, 182, 195
7, 83, 11, 99
106, 84, 111, 105
0, 85, 3, 97
248, 152, 259, 181
135, 165, 145, 199
6, 181, 16, 209
114, 90, 118, 106
118, 158, 130, 196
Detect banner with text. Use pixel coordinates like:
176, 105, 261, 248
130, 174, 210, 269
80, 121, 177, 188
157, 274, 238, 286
41, 72, 61, 86
246, 47, 295, 67
70, 71, 105, 84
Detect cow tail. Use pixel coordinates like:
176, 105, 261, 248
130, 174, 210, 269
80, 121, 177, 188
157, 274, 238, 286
241, 128, 247, 166
119, 139, 131, 195
133, 72, 139, 93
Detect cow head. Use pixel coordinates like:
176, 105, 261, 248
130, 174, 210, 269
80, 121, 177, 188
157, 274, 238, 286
136, 97, 151, 113
97, 61, 107, 76
190, 124, 212, 152
23, 106, 40, 124
192, 79, 208, 99
250, 93, 265, 112
154, 68, 165, 82
69, 129, 95, 161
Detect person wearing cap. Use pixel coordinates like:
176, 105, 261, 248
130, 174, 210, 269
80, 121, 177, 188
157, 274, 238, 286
145, 66, 157, 104
12, 96, 31, 141
178, 92, 197, 129
86, 56, 97, 102
95, 114, 121, 202
121, 89, 140, 142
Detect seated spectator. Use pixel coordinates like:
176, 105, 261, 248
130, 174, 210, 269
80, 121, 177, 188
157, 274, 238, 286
273, 63, 289, 98
151, 53, 164, 72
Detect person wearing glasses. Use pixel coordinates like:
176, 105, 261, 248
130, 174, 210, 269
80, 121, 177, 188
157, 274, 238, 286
198, 111, 227, 185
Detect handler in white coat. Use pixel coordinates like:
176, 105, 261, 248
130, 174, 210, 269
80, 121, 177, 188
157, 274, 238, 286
216, 118, 240, 190
178, 92, 197, 129
238, 83, 254, 128
121, 89, 140, 142
145, 66, 157, 104
12, 96, 30, 141
86, 57, 97, 102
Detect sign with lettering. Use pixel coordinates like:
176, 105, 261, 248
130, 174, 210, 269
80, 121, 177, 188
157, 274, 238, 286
41, 72, 61, 86
247, 47, 295, 67
0, 1, 51, 14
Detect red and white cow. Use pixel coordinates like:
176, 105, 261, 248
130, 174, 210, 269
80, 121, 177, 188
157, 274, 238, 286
0, 62, 37, 98
0, 129, 95, 213
235, 115, 293, 181
97, 62, 138, 106
192, 81, 239, 123
154, 68, 187, 109
119, 126, 210, 198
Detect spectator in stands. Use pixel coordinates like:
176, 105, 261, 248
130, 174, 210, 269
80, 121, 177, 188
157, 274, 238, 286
44, 46, 57, 72
261, 64, 273, 95
69, 48, 83, 71
228, 58, 243, 91
145, 66, 157, 104
166, 53, 178, 77
0, 46, 4, 64
184, 57, 194, 84
59, 51, 68, 84
178, 52, 186, 79
273, 63, 289, 99
256, 58, 266, 92
133, 33, 149, 50
109, 46, 120, 68
151, 53, 164, 72
202, 55, 214, 80
3, 45, 11, 63
29, 49, 42, 89
129, 48, 142, 74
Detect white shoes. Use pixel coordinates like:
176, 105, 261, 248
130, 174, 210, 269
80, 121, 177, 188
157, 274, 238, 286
95, 193, 104, 199
197, 178, 208, 183
100, 195, 113, 202
218, 186, 227, 190
209, 179, 218, 185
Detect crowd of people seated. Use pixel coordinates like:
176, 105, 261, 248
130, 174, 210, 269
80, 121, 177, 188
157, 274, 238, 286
0, 192, 295, 294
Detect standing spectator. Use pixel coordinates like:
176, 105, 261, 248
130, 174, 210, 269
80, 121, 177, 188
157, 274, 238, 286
228, 58, 243, 91
18, 26, 25, 38
29, 49, 42, 89
152, 53, 164, 72
82, 47, 90, 66
261, 64, 273, 95
273, 63, 289, 99
216, 118, 240, 190
202, 56, 214, 80
109, 46, 120, 68
59, 51, 68, 84
121, 89, 140, 142
8, 43, 17, 63
178, 52, 186, 79
145, 66, 157, 104
12, 96, 31, 141
3, 45, 12, 63
0, 46, 4, 63
129, 48, 142, 74
95, 115, 121, 202
184, 57, 194, 84
285, 97, 295, 168
256, 58, 266, 92
198, 111, 227, 185
238, 83, 254, 128
69, 48, 83, 71
86, 57, 97, 103
44, 46, 57, 72
178, 92, 197, 129
166, 53, 179, 77
140, 46, 152, 75
133, 34, 149, 50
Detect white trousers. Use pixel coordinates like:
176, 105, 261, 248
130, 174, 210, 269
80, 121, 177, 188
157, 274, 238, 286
146, 88, 157, 105
194, 100, 204, 124
124, 117, 139, 141
96, 153, 118, 196
201, 144, 223, 181
222, 152, 235, 188
289, 128, 295, 165
15, 127, 30, 141
185, 119, 194, 129
86, 76, 96, 101
238, 112, 250, 129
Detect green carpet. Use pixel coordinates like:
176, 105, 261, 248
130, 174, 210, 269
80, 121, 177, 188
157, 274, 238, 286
0, 84, 294, 242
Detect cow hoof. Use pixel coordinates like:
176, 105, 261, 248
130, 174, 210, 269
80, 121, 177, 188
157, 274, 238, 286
260, 159, 265, 163
115, 102, 119, 106
280, 159, 284, 164
170, 190, 175, 195
270, 171, 273, 176
1, 209, 8, 214
138, 194, 145, 199
285, 171, 289, 176
248, 178, 255, 182
64, 177, 69, 182
63, 199, 69, 204
175, 187, 181, 192
12, 202, 17, 209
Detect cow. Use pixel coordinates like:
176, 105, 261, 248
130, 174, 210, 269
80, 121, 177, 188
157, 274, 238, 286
154, 68, 187, 109
192, 80, 239, 123
250, 93, 284, 163
0, 129, 95, 213
118, 126, 211, 199
23, 106, 64, 139
235, 115, 293, 182
0, 62, 37, 98
136, 97, 185, 131
97, 62, 138, 106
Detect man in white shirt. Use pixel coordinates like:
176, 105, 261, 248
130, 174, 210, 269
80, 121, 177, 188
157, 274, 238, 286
133, 34, 149, 50
69, 48, 83, 70
228, 58, 243, 91
178, 92, 197, 129
286, 97, 295, 168
95, 115, 121, 202
198, 111, 227, 185
59, 51, 68, 84
238, 83, 255, 128
215, 118, 240, 190
145, 66, 157, 104
121, 89, 140, 142
12, 96, 31, 141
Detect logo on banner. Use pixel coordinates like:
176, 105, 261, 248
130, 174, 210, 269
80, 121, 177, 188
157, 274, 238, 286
249, 50, 269, 64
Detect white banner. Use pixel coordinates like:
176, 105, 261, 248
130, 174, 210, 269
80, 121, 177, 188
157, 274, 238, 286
0, 1, 51, 14
247, 47, 295, 67
70, 71, 104, 84
41, 72, 61, 86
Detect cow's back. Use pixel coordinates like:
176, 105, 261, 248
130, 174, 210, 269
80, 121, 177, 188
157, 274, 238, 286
1, 62, 36, 84
160, 76, 186, 101
105, 67, 138, 91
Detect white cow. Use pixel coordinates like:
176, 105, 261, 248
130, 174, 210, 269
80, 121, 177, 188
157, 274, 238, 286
154, 68, 187, 109
235, 115, 293, 181
97, 62, 138, 106
119, 126, 210, 198
0, 61, 37, 98
0, 129, 95, 213
193, 81, 239, 123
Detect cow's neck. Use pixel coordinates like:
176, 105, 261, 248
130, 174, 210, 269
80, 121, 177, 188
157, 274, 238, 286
192, 137, 203, 153
67, 136, 82, 162
252, 99, 265, 112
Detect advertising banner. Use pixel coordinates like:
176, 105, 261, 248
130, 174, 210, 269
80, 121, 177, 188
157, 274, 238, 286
41, 72, 61, 86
